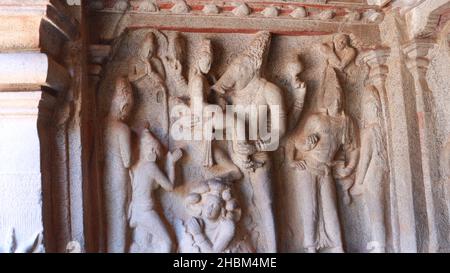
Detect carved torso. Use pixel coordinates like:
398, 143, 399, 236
295, 112, 354, 168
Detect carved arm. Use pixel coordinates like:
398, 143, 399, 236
118, 124, 132, 168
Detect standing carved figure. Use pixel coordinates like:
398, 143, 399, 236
168, 38, 242, 182
350, 85, 388, 253
286, 55, 307, 131
286, 67, 358, 253
103, 76, 134, 253
128, 32, 169, 140
180, 180, 252, 253
319, 33, 356, 73
212, 31, 287, 252
128, 127, 182, 253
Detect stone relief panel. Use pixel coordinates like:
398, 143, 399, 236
94, 24, 393, 253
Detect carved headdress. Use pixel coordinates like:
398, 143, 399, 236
241, 31, 271, 74
211, 31, 271, 93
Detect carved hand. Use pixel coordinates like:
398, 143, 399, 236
292, 78, 306, 90
236, 142, 257, 156
187, 217, 204, 235
290, 160, 307, 170
334, 166, 353, 179
306, 134, 319, 150
169, 148, 183, 163
241, 158, 255, 171
350, 182, 364, 196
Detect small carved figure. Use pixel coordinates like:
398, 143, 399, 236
212, 31, 286, 253
350, 85, 389, 253
319, 33, 357, 73
286, 67, 358, 253
103, 76, 134, 253
128, 32, 166, 86
128, 127, 183, 253
286, 55, 307, 131
180, 180, 252, 253
186, 39, 215, 167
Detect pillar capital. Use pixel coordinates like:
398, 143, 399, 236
357, 47, 391, 87
403, 39, 435, 72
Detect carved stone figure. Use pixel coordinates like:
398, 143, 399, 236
180, 179, 252, 253
286, 67, 358, 253
128, 127, 182, 253
319, 33, 357, 73
350, 85, 389, 253
212, 31, 287, 252
128, 31, 169, 140
173, 39, 215, 166
168, 38, 242, 182
286, 55, 307, 131
103, 76, 134, 253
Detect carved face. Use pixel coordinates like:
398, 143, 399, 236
139, 34, 156, 59
203, 194, 223, 220
334, 34, 348, 51
140, 130, 162, 162
198, 52, 212, 74
144, 141, 162, 162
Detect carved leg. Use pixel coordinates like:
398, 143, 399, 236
250, 164, 277, 253
130, 210, 173, 253
319, 175, 344, 253
104, 167, 128, 253
365, 168, 387, 253
297, 171, 318, 252
147, 210, 173, 253
130, 226, 151, 253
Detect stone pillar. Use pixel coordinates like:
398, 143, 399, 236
403, 39, 439, 252
358, 48, 402, 253
0, 91, 46, 253
378, 11, 424, 252
0, 0, 79, 252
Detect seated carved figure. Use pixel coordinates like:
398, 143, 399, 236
179, 180, 253, 253
128, 127, 182, 253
